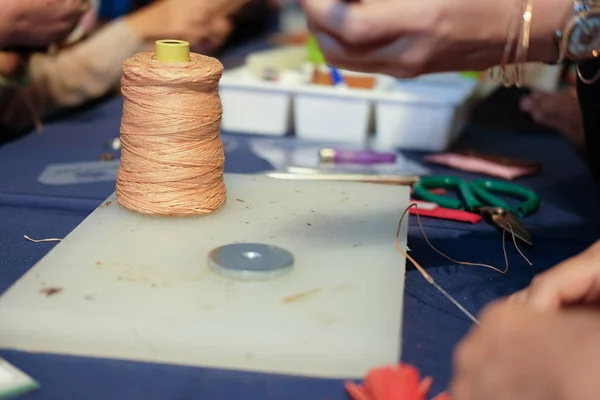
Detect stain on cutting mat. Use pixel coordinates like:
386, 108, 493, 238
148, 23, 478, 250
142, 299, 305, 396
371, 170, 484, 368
98, 201, 112, 209
282, 284, 351, 304
103, 261, 205, 286
282, 288, 322, 303
39, 287, 63, 297
316, 313, 338, 326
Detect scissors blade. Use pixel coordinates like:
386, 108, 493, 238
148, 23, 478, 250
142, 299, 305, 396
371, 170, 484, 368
479, 207, 533, 247
495, 215, 532, 246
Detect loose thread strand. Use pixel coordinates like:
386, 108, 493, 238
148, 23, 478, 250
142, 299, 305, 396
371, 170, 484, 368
412, 204, 532, 273
395, 204, 480, 324
412, 206, 508, 274
24, 235, 62, 243
395, 203, 533, 325
503, 222, 532, 266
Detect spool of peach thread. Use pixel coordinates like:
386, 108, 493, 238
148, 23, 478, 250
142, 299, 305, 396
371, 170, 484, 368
116, 40, 227, 216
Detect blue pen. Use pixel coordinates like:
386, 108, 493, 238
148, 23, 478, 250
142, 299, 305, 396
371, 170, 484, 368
329, 66, 346, 87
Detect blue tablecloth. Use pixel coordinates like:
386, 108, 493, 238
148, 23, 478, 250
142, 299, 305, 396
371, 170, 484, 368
1, 91, 599, 399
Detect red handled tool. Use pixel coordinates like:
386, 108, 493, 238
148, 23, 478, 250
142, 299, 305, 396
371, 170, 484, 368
409, 201, 482, 224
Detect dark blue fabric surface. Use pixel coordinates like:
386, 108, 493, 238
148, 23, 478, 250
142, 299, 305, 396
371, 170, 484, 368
0, 98, 273, 207
98, 0, 132, 20
1, 93, 599, 399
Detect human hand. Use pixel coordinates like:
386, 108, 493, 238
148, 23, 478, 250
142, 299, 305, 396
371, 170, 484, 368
190, 16, 233, 55
510, 241, 600, 311
520, 88, 584, 148
451, 300, 600, 400
1, 0, 89, 48
0, 52, 27, 78
126, 0, 244, 46
300, 0, 571, 78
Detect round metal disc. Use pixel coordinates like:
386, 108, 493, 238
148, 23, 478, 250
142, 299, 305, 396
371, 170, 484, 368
208, 243, 294, 281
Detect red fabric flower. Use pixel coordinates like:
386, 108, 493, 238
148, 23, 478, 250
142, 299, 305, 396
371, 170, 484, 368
345, 364, 450, 400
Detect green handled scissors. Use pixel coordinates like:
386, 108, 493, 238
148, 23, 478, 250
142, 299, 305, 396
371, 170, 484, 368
413, 176, 541, 246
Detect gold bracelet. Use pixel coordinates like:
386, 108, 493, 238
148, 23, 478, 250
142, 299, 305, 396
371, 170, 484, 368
576, 63, 600, 84
514, 0, 535, 87
488, 0, 521, 86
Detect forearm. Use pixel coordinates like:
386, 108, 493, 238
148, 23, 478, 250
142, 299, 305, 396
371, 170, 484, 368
0, 17, 146, 129
558, 310, 600, 400
528, 0, 574, 63
0, 3, 20, 48
29, 17, 146, 108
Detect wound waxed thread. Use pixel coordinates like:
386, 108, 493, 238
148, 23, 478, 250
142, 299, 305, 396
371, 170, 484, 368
116, 49, 226, 216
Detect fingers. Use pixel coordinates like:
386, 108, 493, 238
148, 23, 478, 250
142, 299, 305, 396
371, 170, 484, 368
0, 52, 24, 76
301, 0, 446, 77
208, 0, 250, 16
189, 15, 232, 53
521, 90, 575, 123
520, 91, 554, 119
450, 371, 475, 400
58, 0, 90, 21
450, 300, 524, 400
78, 0, 91, 13
520, 91, 575, 136
313, 31, 415, 77
507, 289, 528, 305
207, 17, 233, 50
522, 89, 584, 145
509, 241, 600, 311
450, 308, 489, 400
301, 0, 412, 46
49, 0, 91, 43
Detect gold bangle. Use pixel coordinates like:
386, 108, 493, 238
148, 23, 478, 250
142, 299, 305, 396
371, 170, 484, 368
576, 64, 600, 84
489, 0, 522, 86
514, 0, 534, 87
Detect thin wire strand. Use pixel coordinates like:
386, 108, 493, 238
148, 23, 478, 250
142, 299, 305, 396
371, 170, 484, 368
503, 222, 532, 267
395, 203, 533, 325
412, 204, 532, 273
413, 206, 508, 274
24, 235, 62, 243
396, 204, 480, 325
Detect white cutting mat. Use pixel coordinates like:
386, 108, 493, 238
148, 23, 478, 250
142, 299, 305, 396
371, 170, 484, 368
0, 173, 409, 379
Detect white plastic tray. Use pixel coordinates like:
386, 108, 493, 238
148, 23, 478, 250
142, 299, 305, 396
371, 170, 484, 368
374, 78, 478, 151
219, 64, 478, 151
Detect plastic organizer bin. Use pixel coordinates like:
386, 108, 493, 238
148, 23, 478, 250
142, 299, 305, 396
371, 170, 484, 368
293, 66, 395, 144
374, 78, 478, 151
219, 46, 480, 151
220, 68, 294, 136
220, 64, 393, 144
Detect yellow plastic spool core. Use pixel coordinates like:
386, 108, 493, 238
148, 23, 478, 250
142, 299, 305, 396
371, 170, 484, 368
154, 39, 190, 62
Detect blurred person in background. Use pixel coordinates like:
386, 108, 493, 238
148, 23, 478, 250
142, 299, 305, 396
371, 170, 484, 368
0, 0, 89, 49
520, 64, 584, 150
0, 0, 279, 138
0, 0, 92, 138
